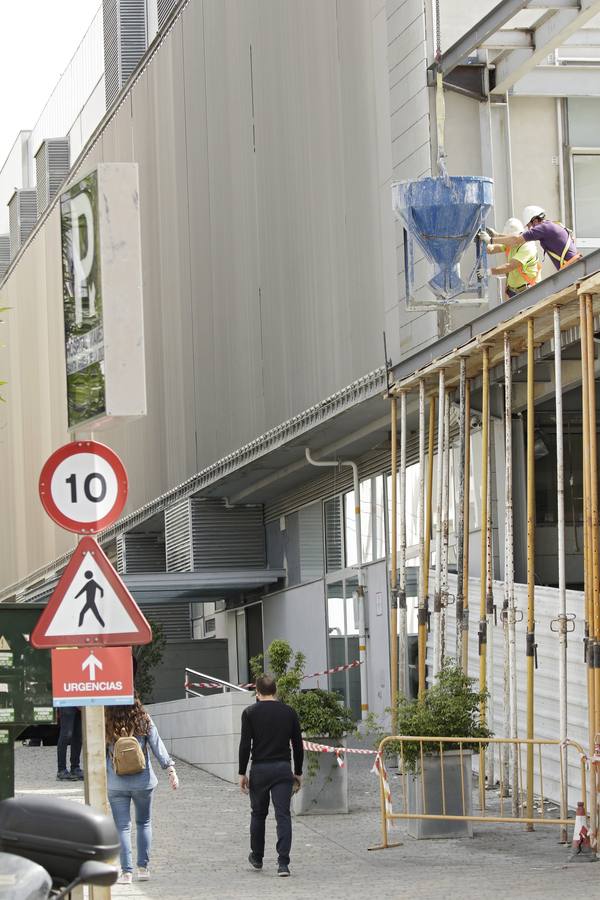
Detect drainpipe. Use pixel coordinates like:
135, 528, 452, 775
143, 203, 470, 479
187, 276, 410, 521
305, 448, 368, 719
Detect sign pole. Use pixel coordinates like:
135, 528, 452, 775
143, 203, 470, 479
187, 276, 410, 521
83, 706, 111, 900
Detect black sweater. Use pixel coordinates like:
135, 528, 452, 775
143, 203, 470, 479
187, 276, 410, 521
238, 700, 303, 776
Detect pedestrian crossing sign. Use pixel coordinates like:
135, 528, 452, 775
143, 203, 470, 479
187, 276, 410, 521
30, 536, 152, 649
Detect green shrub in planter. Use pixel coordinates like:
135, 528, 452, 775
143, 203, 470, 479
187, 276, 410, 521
386, 662, 491, 771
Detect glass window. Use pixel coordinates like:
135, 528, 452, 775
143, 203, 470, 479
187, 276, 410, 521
572, 154, 600, 240
568, 99, 600, 147
345, 475, 386, 567
326, 578, 361, 719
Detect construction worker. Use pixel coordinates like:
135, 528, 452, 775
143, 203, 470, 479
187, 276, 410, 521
483, 217, 540, 300
482, 206, 581, 272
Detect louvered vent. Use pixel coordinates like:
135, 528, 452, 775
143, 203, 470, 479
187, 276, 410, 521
0, 235, 9, 279
165, 498, 266, 573
138, 600, 191, 640
157, 0, 178, 29
35, 138, 70, 214
103, 0, 148, 108
117, 532, 166, 574
8, 190, 37, 259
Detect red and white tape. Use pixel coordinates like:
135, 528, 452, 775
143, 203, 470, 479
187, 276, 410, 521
301, 739, 395, 825
185, 660, 362, 692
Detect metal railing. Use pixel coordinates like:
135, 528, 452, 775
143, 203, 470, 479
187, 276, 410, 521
184, 668, 251, 698
373, 735, 588, 850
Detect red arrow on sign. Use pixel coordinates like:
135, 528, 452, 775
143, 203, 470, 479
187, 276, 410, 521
31, 537, 152, 649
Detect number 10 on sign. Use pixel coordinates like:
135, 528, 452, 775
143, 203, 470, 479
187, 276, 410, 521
39, 441, 128, 534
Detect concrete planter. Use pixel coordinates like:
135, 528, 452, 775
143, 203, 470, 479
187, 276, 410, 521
406, 749, 473, 839
293, 738, 349, 816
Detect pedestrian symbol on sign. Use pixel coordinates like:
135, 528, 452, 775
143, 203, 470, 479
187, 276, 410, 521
76, 571, 106, 628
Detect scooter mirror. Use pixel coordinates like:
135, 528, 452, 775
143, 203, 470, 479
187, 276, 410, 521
78, 861, 119, 886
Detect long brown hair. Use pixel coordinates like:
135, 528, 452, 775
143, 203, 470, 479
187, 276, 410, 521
105, 697, 151, 744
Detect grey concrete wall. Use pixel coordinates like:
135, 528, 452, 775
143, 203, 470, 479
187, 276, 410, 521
148, 690, 252, 783
262, 581, 328, 689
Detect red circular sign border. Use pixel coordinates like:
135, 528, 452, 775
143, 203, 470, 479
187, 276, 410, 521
39, 441, 128, 534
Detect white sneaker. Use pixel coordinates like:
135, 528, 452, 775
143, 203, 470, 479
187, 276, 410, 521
117, 872, 133, 885
137, 867, 150, 881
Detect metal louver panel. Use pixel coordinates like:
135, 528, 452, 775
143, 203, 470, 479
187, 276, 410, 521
8, 190, 37, 259
117, 532, 166, 574
0, 235, 9, 279
190, 499, 265, 571
157, 0, 178, 29
165, 499, 193, 573
35, 138, 70, 213
103, 0, 148, 108
165, 498, 266, 573
138, 600, 191, 640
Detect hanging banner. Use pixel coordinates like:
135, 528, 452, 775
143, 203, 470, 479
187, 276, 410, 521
60, 163, 146, 430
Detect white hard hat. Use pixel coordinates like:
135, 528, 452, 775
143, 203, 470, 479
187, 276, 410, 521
503, 217, 524, 235
522, 205, 546, 225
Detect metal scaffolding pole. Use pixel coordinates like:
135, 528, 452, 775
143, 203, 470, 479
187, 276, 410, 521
554, 306, 569, 842
526, 318, 536, 830
434, 371, 445, 677
486, 423, 495, 789
425, 396, 436, 610
399, 392, 408, 701
390, 396, 399, 718
418, 381, 427, 699
585, 293, 600, 841
479, 347, 490, 807
456, 359, 467, 669
504, 333, 519, 817
441, 389, 451, 668
463, 379, 471, 675
580, 294, 596, 844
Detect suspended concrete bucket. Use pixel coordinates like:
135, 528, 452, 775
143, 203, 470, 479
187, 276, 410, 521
392, 175, 494, 310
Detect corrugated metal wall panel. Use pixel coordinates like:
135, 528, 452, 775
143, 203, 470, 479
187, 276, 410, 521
139, 599, 190, 640
165, 499, 193, 573
35, 139, 70, 214
0, 235, 9, 279
103, 0, 147, 109
191, 499, 266, 570
117, 533, 166, 574
8, 191, 37, 260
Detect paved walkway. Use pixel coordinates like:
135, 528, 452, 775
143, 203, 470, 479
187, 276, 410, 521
14, 743, 600, 899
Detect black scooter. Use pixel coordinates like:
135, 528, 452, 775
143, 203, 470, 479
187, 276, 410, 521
0, 795, 119, 899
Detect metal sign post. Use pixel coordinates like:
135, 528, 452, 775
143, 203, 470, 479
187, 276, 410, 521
33, 443, 151, 899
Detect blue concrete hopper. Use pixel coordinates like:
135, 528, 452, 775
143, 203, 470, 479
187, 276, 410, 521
392, 176, 494, 306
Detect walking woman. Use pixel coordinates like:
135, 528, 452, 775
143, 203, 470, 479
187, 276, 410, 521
105, 698, 179, 885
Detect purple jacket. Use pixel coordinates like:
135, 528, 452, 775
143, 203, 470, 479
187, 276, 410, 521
521, 221, 578, 270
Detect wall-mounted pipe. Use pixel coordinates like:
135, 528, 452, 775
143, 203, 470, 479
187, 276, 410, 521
390, 397, 399, 718
399, 392, 409, 701
305, 447, 368, 718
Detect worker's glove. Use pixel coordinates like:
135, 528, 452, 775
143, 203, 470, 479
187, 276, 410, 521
477, 230, 491, 245
476, 268, 489, 281
486, 226, 499, 238
167, 765, 179, 790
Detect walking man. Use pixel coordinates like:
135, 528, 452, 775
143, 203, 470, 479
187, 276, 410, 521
238, 675, 303, 877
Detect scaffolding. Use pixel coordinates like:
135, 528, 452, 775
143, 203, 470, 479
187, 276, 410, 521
387, 270, 600, 841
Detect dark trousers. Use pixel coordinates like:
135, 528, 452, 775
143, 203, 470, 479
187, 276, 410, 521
57, 708, 82, 771
249, 761, 294, 865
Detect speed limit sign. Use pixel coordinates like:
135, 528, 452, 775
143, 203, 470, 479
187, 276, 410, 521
39, 441, 128, 534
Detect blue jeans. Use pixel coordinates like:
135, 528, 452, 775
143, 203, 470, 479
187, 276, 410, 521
109, 789, 154, 872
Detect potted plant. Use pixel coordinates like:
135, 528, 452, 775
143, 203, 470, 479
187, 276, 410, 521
386, 662, 491, 839
251, 639, 355, 815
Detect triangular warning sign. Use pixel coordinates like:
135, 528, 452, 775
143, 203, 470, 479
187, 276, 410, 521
31, 537, 152, 649
0, 637, 10, 651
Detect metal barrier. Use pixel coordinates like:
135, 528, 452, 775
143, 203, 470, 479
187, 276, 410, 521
373, 735, 588, 850
184, 668, 251, 698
